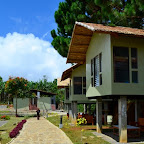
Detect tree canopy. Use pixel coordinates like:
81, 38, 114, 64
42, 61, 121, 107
5, 77, 29, 98
51, 0, 144, 57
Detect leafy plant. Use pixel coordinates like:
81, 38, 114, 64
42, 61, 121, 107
1, 115, 10, 120
9, 119, 26, 138
76, 118, 87, 126
5, 77, 29, 116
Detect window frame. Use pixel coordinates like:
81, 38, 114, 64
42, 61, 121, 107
73, 76, 86, 95
113, 46, 138, 83
91, 53, 102, 87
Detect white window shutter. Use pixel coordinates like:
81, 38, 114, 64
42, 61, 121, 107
95, 56, 100, 86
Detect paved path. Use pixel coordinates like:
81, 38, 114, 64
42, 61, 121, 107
10, 117, 73, 144
0, 121, 7, 127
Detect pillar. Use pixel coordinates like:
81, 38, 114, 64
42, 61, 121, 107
104, 102, 108, 125
96, 97, 102, 133
71, 101, 77, 119
88, 104, 91, 115
118, 96, 127, 143
68, 103, 71, 113
135, 100, 138, 122
84, 104, 86, 114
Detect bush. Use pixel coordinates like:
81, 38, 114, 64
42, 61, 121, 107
1, 115, 10, 120
76, 118, 87, 126
24, 114, 37, 119
9, 119, 27, 138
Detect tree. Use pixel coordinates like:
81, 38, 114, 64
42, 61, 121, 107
0, 77, 5, 102
5, 77, 29, 116
51, 0, 144, 57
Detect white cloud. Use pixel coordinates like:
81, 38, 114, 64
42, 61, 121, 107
0, 32, 71, 82
10, 17, 22, 23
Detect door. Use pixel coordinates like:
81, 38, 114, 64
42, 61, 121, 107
29, 98, 37, 110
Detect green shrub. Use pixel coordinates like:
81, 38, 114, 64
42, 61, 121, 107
24, 114, 37, 119
1, 115, 10, 120
76, 118, 87, 126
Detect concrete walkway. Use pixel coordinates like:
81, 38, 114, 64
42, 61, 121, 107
10, 117, 73, 144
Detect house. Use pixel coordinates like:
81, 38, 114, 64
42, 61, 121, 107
57, 78, 71, 111
66, 22, 144, 143
58, 63, 112, 125
58, 64, 97, 119
13, 89, 56, 111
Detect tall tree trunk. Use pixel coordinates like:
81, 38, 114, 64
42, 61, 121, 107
16, 94, 17, 116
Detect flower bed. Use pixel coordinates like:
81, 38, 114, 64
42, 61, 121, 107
1, 115, 10, 120
9, 119, 27, 138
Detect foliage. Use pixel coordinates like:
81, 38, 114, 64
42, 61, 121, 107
1, 115, 10, 120
24, 114, 37, 119
5, 77, 29, 98
78, 104, 84, 112
51, 0, 144, 57
76, 118, 87, 126
0, 116, 24, 144
9, 119, 26, 138
0, 76, 5, 95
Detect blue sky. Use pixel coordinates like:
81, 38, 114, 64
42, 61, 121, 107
0, 0, 64, 41
0, 0, 71, 82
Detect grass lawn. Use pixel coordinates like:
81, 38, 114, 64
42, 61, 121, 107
0, 116, 24, 144
47, 115, 110, 144
0, 111, 11, 113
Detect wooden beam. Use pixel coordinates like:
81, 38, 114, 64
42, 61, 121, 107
74, 34, 92, 37
74, 25, 93, 36
69, 52, 86, 56
67, 59, 85, 64
72, 35, 91, 45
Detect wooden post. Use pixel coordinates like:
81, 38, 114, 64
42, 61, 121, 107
104, 102, 108, 125
135, 100, 138, 122
96, 97, 102, 133
118, 96, 127, 143
88, 104, 91, 115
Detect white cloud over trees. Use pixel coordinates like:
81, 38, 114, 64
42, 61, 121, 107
0, 32, 71, 82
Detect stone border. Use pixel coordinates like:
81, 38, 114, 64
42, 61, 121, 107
93, 132, 119, 144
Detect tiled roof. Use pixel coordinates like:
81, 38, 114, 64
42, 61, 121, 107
67, 22, 144, 64
76, 22, 144, 37
57, 78, 70, 88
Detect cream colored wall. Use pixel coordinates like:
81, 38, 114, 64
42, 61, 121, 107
37, 97, 51, 110
111, 36, 144, 95
86, 33, 112, 97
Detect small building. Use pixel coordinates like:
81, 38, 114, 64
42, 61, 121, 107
66, 22, 144, 143
13, 90, 56, 111
57, 77, 71, 109
58, 63, 96, 120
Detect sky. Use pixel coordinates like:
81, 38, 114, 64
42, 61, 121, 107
0, 0, 71, 82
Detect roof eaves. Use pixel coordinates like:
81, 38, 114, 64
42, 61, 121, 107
76, 21, 95, 32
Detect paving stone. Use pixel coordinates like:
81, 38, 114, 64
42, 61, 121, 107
10, 117, 73, 144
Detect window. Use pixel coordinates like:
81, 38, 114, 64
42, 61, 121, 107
91, 53, 102, 87
113, 47, 138, 83
131, 48, 138, 83
73, 77, 86, 95
66, 87, 69, 100
83, 77, 86, 94
113, 47, 129, 83
69, 80, 71, 95
91, 59, 94, 87
74, 77, 82, 94
131, 48, 138, 69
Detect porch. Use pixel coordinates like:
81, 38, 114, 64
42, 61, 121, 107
94, 95, 144, 143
